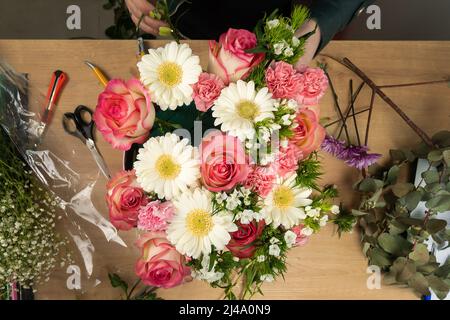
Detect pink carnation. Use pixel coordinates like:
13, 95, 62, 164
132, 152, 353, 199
273, 144, 303, 178
291, 224, 309, 246
244, 165, 276, 197
296, 67, 328, 105
137, 200, 175, 232
192, 72, 225, 112
265, 61, 305, 99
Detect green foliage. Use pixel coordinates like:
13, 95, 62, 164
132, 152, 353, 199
247, 5, 312, 65
103, 0, 138, 39
295, 152, 323, 190
108, 272, 162, 300
333, 206, 357, 237
349, 131, 450, 299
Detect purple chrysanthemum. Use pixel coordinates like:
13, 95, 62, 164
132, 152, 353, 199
321, 135, 381, 169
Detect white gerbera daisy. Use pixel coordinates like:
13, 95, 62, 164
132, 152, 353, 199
138, 41, 202, 110
167, 188, 237, 258
134, 133, 200, 200
212, 80, 275, 141
261, 174, 313, 229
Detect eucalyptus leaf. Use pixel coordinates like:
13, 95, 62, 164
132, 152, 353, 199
425, 218, 447, 234
428, 150, 443, 162
396, 216, 424, 227
432, 131, 450, 148
417, 262, 439, 275
402, 191, 423, 211
368, 247, 392, 268
425, 195, 450, 212
392, 183, 414, 198
386, 165, 400, 185
351, 209, 368, 216
434, 262, 450, 278
443, 150, 450, 166
397, 261, 417, 283
407, 273, 430, 296
427, 274, 450, 300
422, 170, 439, 184
378, 233, 412, 256
358, 178, 382, 193
408, 243, 429, 265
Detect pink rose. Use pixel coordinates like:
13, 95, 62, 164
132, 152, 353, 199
106, 170, 148, 231
265, 61, 305, 99
244, 165, 275, 197
289, 109, 326, 158
291, 225, 310, 246
137, 200, 175, 232
273, 144, 303, 178
227, 220, 265, 259
135, 232, 191, 289
192, 72, 225, 112
200, 132, 250, 192
208, 28, 264, 85
93, 78, 155, 151
296, 67, 328, 106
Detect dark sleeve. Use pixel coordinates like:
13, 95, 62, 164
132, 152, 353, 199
308, 0, 375, 52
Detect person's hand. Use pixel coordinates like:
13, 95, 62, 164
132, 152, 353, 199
294, 19, 322, 68
125, 0, 169, 36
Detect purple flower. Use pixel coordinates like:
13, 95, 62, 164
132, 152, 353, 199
321, 135, 381, 169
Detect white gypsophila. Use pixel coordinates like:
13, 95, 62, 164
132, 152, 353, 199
273, 41, 287, 55
260, 274, 274, 282
261, 174, 313, 229
266, 19, 280, 29
225, 195, 241, 211
212, 80, 276, 141
302, 226, 314, 236
270, 237, 280, 245
306, 207, 320, 218
134, 133, 200, 200
319, 215, 329, 227
286, 99, 299, 110
281, 114, 291, 126
167, 188, 237, 258
237, 210, 254, 224
284, 230, 297, 248
138, 41, 202, 110
215, 192, 228, 205
283, 46, 294, 57
280, 139, 289, 149
292, 36, 300, 47
257, 255, 266, 263
331, 205, 340, 214
192, 255, 224, 283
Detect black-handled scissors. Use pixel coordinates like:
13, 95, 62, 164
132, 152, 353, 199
63, 105, 111, 179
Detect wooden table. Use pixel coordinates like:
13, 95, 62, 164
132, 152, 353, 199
1, 40, 449, 300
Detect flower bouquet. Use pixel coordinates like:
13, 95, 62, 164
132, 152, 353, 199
94, 6, 339, 299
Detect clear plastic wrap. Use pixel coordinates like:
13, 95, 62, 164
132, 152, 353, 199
0, 59, 126, 299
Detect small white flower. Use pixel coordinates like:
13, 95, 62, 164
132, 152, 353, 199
253, 210, 264, 222
284, 230, 297, 248
266, 19, 280, 29
257, 255, 266, 263
284, 46, 294, 57
270, 123, 282, 131
226, 197, 241, 211
292, 36, 300, 47
233, 257, 240, 262
269, 244, 281, 257
260, 274, 274, 282
259, 127, 271, 142
280, 139, 289, 149
281, 114, 291, 126
306, 208, 320, 218
331, 205, 340, 214
319, 215, 329, 227
239, 210, 254, 224
286, 99, 298, 110
273, 41, 286, 55
302, 226, 314, 236
270, 237, 280, 244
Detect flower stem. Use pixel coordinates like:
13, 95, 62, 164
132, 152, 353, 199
379, 78, 449, 89
364, 89, 376, 146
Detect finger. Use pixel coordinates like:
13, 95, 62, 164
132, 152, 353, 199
125, 0, 141, 20
143, 16, 169, 30
134, 0, 154, 14
131, 14, 159, 35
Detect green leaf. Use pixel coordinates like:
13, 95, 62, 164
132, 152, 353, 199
396, 216, 424, 227
409, 244, 429, 265
443, 150, 450, 166
378, 233, 413, 256
408, 273, 430, 296
422, 170, 440, 184
432, 131, 450, 148
434, 262, 450, 278
417, 262, 439, 274
425, 195, 450, 212
351, 209, 369, 216
428, 150, 443, 162
358, 178, 382, 193
108, 273, 128, 294
427, 275, 450, 300
397, 260, 417, 283
386, 165, 400, 185
426, 218, 447, 234
368, 247, 391, 268
388, 220, 407, 235
401, 191, 423, 211
392, 183, 414, 198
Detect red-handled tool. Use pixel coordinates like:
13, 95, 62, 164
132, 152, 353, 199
41, 70, 67, 125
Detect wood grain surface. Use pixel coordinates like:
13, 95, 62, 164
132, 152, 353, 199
0, 40, 449, 300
